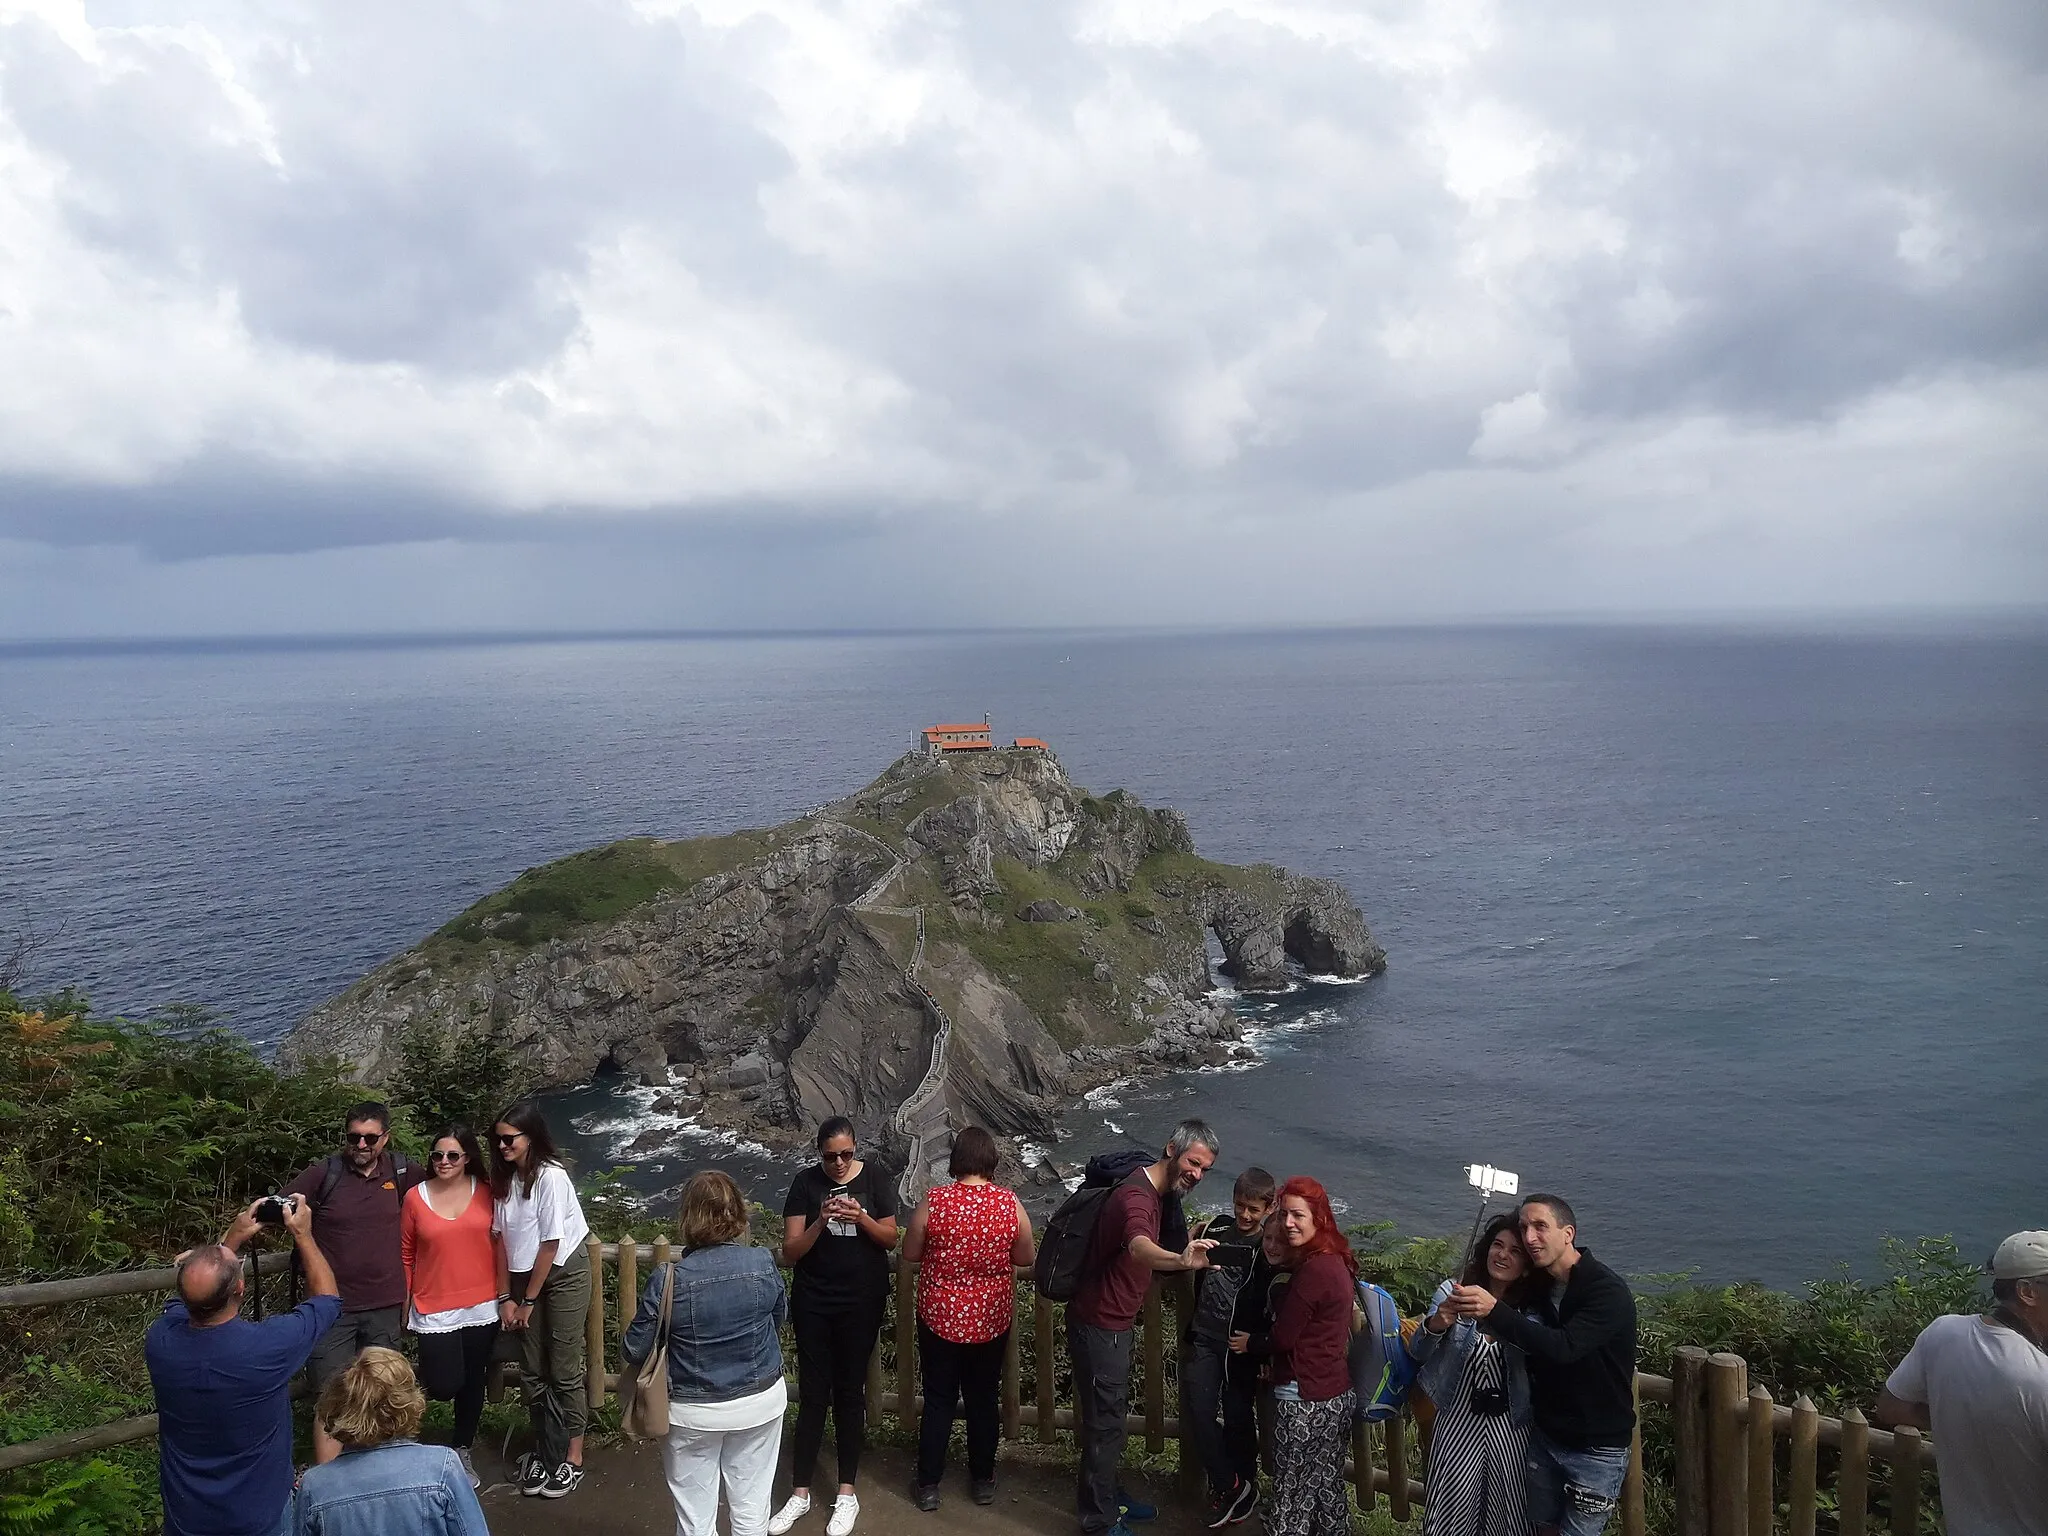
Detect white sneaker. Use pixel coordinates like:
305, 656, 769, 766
827, 1493, 859, 1536
768, 1494, 813, 1535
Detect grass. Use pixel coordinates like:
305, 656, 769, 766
420, 830, 778, 958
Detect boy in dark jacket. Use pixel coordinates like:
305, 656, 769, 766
1183, 1167, 1275, 1526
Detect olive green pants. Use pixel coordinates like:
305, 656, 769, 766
510, 1247, 591, 1467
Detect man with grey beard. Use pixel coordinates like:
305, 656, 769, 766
1069, 1120, 1221, 1536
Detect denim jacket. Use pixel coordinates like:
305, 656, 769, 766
1408, 1279, 1532, 1426
623, 1243, 788, 1403
292, 1440, 488, 1536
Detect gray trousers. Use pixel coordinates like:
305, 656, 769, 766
1068, 1318, 1134, 1535
511, 1247, 591, 1467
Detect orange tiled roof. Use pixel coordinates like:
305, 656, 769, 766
924, 723, 990, 736
1012, 737, 1050, 749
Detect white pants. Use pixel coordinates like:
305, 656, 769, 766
660, 1415, 783, 1536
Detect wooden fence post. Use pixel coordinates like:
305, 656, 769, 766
1002, 1305, 1022, 1442
617, 1237, 639, 1358
1387, 1414, 1412, 1522
1036, 1296, 1058, 1444
1621, 1372, 1645, 1536
1786, 1396, 1818, 1536
1889, 1425, 1923, 1536
1352, 1421, 1375, 1512
586, 1235, 606, 1412
1142, 1282, 1165, 1454
1746, 1385, 1774, 1536
1706, 1352, 1749, 1536
1673, 1347, 1710, 1536
1838, 1408, 1869, 1536
896, 1259, 916, 1425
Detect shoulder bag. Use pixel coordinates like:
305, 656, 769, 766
618, 1259, 677, 1441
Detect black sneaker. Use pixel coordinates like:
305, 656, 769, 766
538, 1462, 584, 1499
1225, 1480, 1258, 1525
971, 1479, 996, 1507
915, 1485, 940, 1512
517, 1453, 548, 1497
1205, 1488, 1234, 1530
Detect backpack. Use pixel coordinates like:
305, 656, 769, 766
1348, 1280, 1418, 1423
1033, 1180, 1121, 1302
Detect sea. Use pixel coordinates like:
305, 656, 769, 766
2, 623, 2042, 1289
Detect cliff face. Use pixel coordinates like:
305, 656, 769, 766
281, 748, 1386, 1158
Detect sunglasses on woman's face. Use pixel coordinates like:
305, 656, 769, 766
495, 1133, 525, 1146
430, 1150, 466, 1164
820, 1149, 856, 1164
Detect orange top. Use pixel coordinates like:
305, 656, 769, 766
400, 1180, 502, 1314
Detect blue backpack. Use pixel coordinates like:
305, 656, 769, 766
1348, 1280, 1417, 1423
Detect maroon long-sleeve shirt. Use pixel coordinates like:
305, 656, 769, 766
1256, 1252, 1354, 1401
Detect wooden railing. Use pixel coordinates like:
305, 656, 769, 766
0, 1249, 1941, 1536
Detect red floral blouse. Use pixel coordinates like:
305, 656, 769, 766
916, 1180, 1020, 1344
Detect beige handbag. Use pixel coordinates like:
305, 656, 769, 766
618, 1260, 676, 1441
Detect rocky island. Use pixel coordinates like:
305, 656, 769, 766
282, 743, 1384, 1185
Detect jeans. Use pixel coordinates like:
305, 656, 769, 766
1182, 1337, 1259, 1497
661, 1416, 782, 1536
414, 1321, 499, 1449
510, 1248, 591, 1468
917, 1322, 1007, 1486
1067, 1318, 1133, 1535
790, 1296, 886, 1488
1527, 1428, 1631, 1536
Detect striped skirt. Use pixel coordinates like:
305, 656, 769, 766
1269, 1391, 1356, 1536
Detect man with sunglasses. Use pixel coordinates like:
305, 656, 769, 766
281, 1100, 424, 1464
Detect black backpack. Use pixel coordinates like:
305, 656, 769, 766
1033, 1151, 1185, 1302
1033, 1179, 1122, 1302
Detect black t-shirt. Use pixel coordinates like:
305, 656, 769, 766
784, 1162, 898, 1312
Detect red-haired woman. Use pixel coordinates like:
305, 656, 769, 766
1233, 1178, 1357, 1536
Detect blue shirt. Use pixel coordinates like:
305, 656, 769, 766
146, 1293, 341, 1536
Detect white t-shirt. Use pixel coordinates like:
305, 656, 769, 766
669, 1375, 788, 1433
493, 1163, 590, 1274
1886, 1312, 2048, 1536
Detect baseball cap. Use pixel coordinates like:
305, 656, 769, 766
1990, 1231, 2048, 1281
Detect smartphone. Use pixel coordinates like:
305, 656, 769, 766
825, 1183, 856, 1237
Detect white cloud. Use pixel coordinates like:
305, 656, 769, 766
0, 0, 2041, 627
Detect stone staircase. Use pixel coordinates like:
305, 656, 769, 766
830, 821, 954, 1209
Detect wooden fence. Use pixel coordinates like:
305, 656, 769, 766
0, 1244, 1940, 1536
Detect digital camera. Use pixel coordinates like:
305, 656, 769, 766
253, 1193, 300, 1225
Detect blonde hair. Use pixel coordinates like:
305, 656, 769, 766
678, 1169, 748, 1248
317, 1346, 426, 1448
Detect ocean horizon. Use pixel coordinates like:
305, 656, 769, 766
2, 620, 2041, 1288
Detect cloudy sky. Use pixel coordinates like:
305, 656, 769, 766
1, 0, 2043, 636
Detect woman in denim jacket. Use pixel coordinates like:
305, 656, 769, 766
1408, 1215, 1534, 1536
624, 1170, 790, 1536
294, 1347, 488, 1536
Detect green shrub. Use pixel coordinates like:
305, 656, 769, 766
387, 1012, 537, 1137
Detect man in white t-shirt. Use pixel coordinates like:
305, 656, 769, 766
1876, 1230, 2048, 1536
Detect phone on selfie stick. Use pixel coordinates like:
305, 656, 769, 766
1464, 1163, 1520, 1268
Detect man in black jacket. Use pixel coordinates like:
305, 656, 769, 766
1449, 1194, 1636, 1536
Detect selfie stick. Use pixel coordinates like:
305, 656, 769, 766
1464, 1164, 1520, 1268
